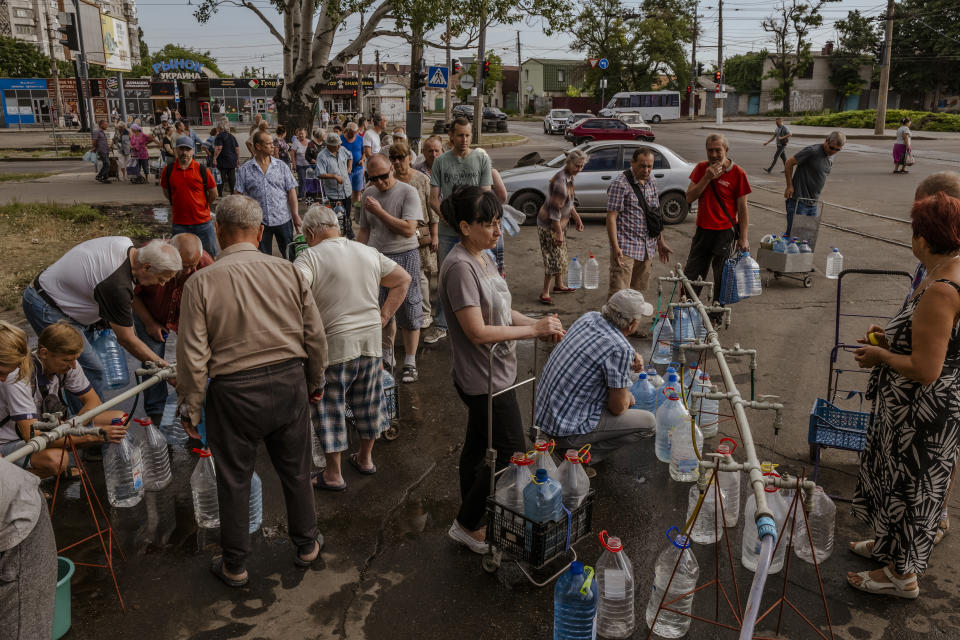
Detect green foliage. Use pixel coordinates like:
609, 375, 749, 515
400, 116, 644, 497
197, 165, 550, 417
762, 0, 838, 109
455, 53, 503, 102
566, 85, 582, 97
827, 10, 880, 100
0, 36, 55, 78
722, 52, 766, 93
891, 0, 960, 101
129, 44, 223, 78
793, 109, 960, 132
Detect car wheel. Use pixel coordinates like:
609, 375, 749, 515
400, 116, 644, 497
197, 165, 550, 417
512, 191, 545, 225
660, 191, 689, 225
544, 123, 548, 134
651, 115, 662, 124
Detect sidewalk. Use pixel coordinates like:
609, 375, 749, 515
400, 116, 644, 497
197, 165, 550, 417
699, 120, 960, 141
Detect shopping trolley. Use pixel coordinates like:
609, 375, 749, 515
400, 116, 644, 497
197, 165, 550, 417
756, 198, 822, 288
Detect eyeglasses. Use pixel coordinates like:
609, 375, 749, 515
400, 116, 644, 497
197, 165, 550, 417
366, 172, 390, 182
827, 144, 842, 152
389, 155, 406, 162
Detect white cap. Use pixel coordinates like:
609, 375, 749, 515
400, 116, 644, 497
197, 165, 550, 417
603, 289, 654, 319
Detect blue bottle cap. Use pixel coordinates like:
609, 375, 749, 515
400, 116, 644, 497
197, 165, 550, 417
570, 561, 584, 574
535, 468, 549, 482
668, 373, 678, 381
638, 372, 647, 379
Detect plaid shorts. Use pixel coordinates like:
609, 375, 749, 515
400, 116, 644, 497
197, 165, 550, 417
318, 356, 389, 452
538, 226, 568, 276
380, 248, 423, 330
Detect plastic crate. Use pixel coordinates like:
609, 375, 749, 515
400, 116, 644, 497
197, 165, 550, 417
485, 490, 595, 568
808, 398, 871, 452
345, 380, 397, 423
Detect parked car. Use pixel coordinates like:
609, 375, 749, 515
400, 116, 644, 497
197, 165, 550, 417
453, 104, 474, 120
567, 113, 594, 129
565, 117, 655, 145
543, 109, 573, 134
616, 112, 655, 140
483, 107, 508, 120
499, 140, 695, 225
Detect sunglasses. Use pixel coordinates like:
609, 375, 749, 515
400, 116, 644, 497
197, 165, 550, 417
366, 172, 390, 182
389, 155, 406, 162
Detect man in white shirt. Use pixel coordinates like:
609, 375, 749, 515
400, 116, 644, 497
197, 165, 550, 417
295, 205, 410, 490
362, 114, 385, 161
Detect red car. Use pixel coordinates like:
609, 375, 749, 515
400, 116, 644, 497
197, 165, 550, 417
564, 117, 655, 145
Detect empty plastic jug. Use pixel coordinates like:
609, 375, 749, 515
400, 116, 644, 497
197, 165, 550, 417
495, 452, 535, 512
741, 471, 789, 574
669, 403, 702, 482
630, 372, 658, 413
682, 364, 700, 395
799, 240, 813, 253
103, 418, 144, 508
645, 365, 664, 389
655, 392, 689, 464
533, 439, 558, 478
136, 418, 172, 491
310, 422, 326, 470
191, 448, 220, 529
596, 531, 635, 638
249, 471, 263, 534
693, 372, 719, 438
793, 485, 836, 564
773, 236, 786, 253
524, 469, 564, 548
655, 372, 681, 411
716, 439, 741, 527
159, 395, 188, 446
382, 368, 397, 419
557, 449, 591, 510
785, 238, 800, 254
650, 314, 674, 365
645, 527, 700, 638
553, 561, 598, 640
584, 253, 600, 289
568, 257, 583, 289
94, 329, 129, 390
736, 252, 763, 298
672, 307, 695, 347
826, 247, 843, 279
686, 472, 723, 544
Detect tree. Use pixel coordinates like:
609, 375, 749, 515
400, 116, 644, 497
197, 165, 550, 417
890, 0, 960, 109
828, 10, 880, 102
0, 36, 55, 77
722, 51, 766, 94
455, 52, 502, 102
194, 0, 572, 131
129, 43, 224, 78
762, 0, 839, 110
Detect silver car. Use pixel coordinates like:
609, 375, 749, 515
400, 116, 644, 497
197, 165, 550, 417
499, 140, 695, 225
543, 109, 573, 134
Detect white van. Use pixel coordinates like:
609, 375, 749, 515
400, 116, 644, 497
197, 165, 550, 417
598, 91, 681, 123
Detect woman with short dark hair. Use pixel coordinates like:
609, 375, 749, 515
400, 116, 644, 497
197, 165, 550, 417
893, 117, 912, 174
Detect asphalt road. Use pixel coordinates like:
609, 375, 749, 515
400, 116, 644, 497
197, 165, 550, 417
46, 118, 960, 640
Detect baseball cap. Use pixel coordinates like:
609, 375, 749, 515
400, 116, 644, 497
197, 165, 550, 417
324, 132, 341, 146
604, 289, 654, 319
176, 136, 194, 149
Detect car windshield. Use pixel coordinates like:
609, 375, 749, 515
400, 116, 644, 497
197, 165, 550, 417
551, 110, 572, 118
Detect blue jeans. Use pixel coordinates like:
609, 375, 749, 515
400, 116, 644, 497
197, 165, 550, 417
433, 233, 461, 330
132, 315, 168, 417
259, 219, 294, 259
784, 197, 818, 237
21, 286, 104, 410
96, 151, 110, 181
172, 220, 219, 257
296, 165, 308, 197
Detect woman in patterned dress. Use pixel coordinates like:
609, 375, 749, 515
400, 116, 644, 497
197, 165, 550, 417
849, 192, 960, 599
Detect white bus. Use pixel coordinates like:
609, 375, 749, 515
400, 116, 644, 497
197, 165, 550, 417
598, 91, 681, 123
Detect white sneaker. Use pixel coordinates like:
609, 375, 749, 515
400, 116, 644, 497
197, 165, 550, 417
448, 520, 489, 554
424, 327, 447, 344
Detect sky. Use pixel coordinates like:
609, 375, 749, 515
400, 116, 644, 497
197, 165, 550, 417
135, 0, 891, 77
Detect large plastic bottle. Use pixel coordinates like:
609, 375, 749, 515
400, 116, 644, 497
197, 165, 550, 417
533, 439, 558, 478
136, 418, 172, 491
596, 531, 635, 638
334, 200, 346, 232
686, 473, 723, 544
568, 257, 582, 289
792, 485, 836, 564
785, 238, 800, 254
799, 240, 813, 254
715, 439, 741, 527
495, 452, 535, 512
694, 372, 719, 438
645, 528, 700, 638
249, 471, 263, 534
655, 371, 681, 411
93, 329, 129, 390
826, 248, 843, 279
159, 395, 188, 446
669, 403, 702, 482
650, 314, 674, 365
556, 449, 591, 510
191, 448, 220, 528
736, 252, 763, 298
310, 423, 326, 470
682, 363, 700, 395
672, 306, 695, 347
773, 236, 786, 253
645, 365, 664, 390
741, 472, 789, 574
553, 561, 598, 640
382, 368, 397, 419
630, 372, 658, 413
103, 418, 144, 508
584, 253, 600, 289
655, 392, 689, 464
524, 469, 564, 548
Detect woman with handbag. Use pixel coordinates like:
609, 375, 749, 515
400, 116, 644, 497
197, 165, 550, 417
894, 117, 913, 174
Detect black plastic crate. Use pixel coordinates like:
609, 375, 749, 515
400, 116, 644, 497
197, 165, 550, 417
485, 490, 595, 568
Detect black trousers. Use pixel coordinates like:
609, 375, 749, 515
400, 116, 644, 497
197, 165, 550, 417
766, 145, 787, 171
217, 167, 237, 195
683, 226, 736, 301
454, 383, 526, 531
206, 358, 318, 571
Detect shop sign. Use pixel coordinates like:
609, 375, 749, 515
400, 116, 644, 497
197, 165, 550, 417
209, 78, 284, 90
153, 58, 206, 80
322, 77, 374, 91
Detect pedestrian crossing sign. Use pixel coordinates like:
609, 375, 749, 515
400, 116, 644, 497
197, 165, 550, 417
427, 66, 449, 88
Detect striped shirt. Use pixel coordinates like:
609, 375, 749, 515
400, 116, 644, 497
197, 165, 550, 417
606, 172, 659, 260
535, 312, 633, 437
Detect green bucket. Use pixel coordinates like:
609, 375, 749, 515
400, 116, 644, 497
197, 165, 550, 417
52, 556, 75, 640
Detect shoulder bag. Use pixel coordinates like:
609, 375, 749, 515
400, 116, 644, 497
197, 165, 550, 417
709, 180, 740, 243
622, 170, 663, 238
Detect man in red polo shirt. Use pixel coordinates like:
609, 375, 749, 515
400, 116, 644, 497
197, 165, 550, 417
162, 135, 220, 256
133, 233, 214, 425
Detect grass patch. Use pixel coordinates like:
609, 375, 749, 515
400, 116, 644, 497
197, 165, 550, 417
793, 109, 960, 132
0, 202, 155, 311
0, 172, 55, 183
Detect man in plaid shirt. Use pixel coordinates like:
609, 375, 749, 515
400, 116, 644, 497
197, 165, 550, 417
606, 147, 672, 310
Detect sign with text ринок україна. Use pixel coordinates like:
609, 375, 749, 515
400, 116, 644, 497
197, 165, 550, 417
153, 58, 207, 80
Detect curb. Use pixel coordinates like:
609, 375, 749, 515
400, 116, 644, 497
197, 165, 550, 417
0, 156, 83, 162
700, 125, 947, 142
471, 136, 528, 149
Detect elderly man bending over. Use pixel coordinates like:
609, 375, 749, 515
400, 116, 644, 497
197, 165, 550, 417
535, 289, 657, 470
295, 205, 411, 490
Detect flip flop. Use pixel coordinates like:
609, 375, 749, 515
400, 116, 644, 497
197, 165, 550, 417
538, 295, 554, 305
348, 452, 377, 475
210, 557, 249, 588
294, 534, 326, 567
847, 567, 919, 599
849, 539, 874, 559
934, 515, 950, 545
553, 286, 576, 293
311, 471, 347, 491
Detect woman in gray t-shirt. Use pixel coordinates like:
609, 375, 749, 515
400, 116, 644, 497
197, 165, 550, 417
894, 117, 912, 174
437, 186, 565, 554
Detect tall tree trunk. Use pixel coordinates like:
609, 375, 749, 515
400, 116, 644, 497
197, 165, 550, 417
275, 78, 318, 134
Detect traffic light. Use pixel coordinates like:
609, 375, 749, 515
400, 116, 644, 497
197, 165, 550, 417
686, 85, 692, 94
57, 12, 79, 51
713, 70, 721, 84
416, 68, 427, 89
483, 60, 491, 78
352, 90, 357, 97
452, 59, 462, 74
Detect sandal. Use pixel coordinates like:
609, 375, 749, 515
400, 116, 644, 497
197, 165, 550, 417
293, 534, 325, 567
849, 539, 874, 559
401, 364, 418, 383
210, 557, 249, 588
311, 471, 347, 492
538, 295, 554, 305
348, 452, 376, 475
934, 515, 950, 545
553, 286, 576, 294
847, 566, 919, 599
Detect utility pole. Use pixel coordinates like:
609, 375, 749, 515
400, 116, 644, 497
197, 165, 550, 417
72, 0, 94, 132
689, 2, 698, 119
46, 12, 65, 126
444, 19, 452, 122
874, 0, 895, 136
473, 9, 487, 144
357, 10, 365, 115
516, 30, 523, 117
375, 49, 381, 84
715, 0, 723, 125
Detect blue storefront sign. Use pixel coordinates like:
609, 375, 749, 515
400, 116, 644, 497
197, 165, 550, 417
0, 78, 49, 126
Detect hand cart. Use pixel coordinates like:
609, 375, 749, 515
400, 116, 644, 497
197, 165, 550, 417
480, 340, 595, 587
808, 268, 913, 484
757, 197, 822, 288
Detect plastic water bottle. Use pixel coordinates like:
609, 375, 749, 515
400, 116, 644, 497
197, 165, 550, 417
382, 368, 397, 419
495, 452, 535, 512
785, 238, 800, 254
191, 448, 220, 529
799, 240, 812, 253
694, 372, 719, 438
655, 372, 681, 411
136, 418, 172, 491
567, 257, 582, 289
584, 253, 600, 289
672, 306, 695, 346
557, 449, 591, 510
686, 475, 723, 544
249, 471, 263, 534
645, 528, 699, 638
103, 418, 145, 508
305, 166, 316, 179
741, 473, 789, 574
716, 439, 741, 527
669, 404, 702, 482
760, 233, 773, 246
826, 248, 843, 279
773, 236, 785, 253
159, 395, 189, 446
596, 531, 635, 638
630, 372, 658, 413
682, 363, 700, 395
736, 252, 762, 298
533, 439, 558, 478
655, 392, 688, 463
553, 561, 598, 640
310, 421, 326, 470
645, 365, 664, 389
94, 329, 129, 390
524, 469, 564, 547
650, 314, 674, 365
334, 200, 346, 230
793, 485, 836, 564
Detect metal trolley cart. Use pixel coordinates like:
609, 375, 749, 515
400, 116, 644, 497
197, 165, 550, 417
480, 341, 595, 587
756, 197, 822, 288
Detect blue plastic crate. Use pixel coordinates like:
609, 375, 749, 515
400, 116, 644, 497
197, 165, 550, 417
808, 398, 871, 452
